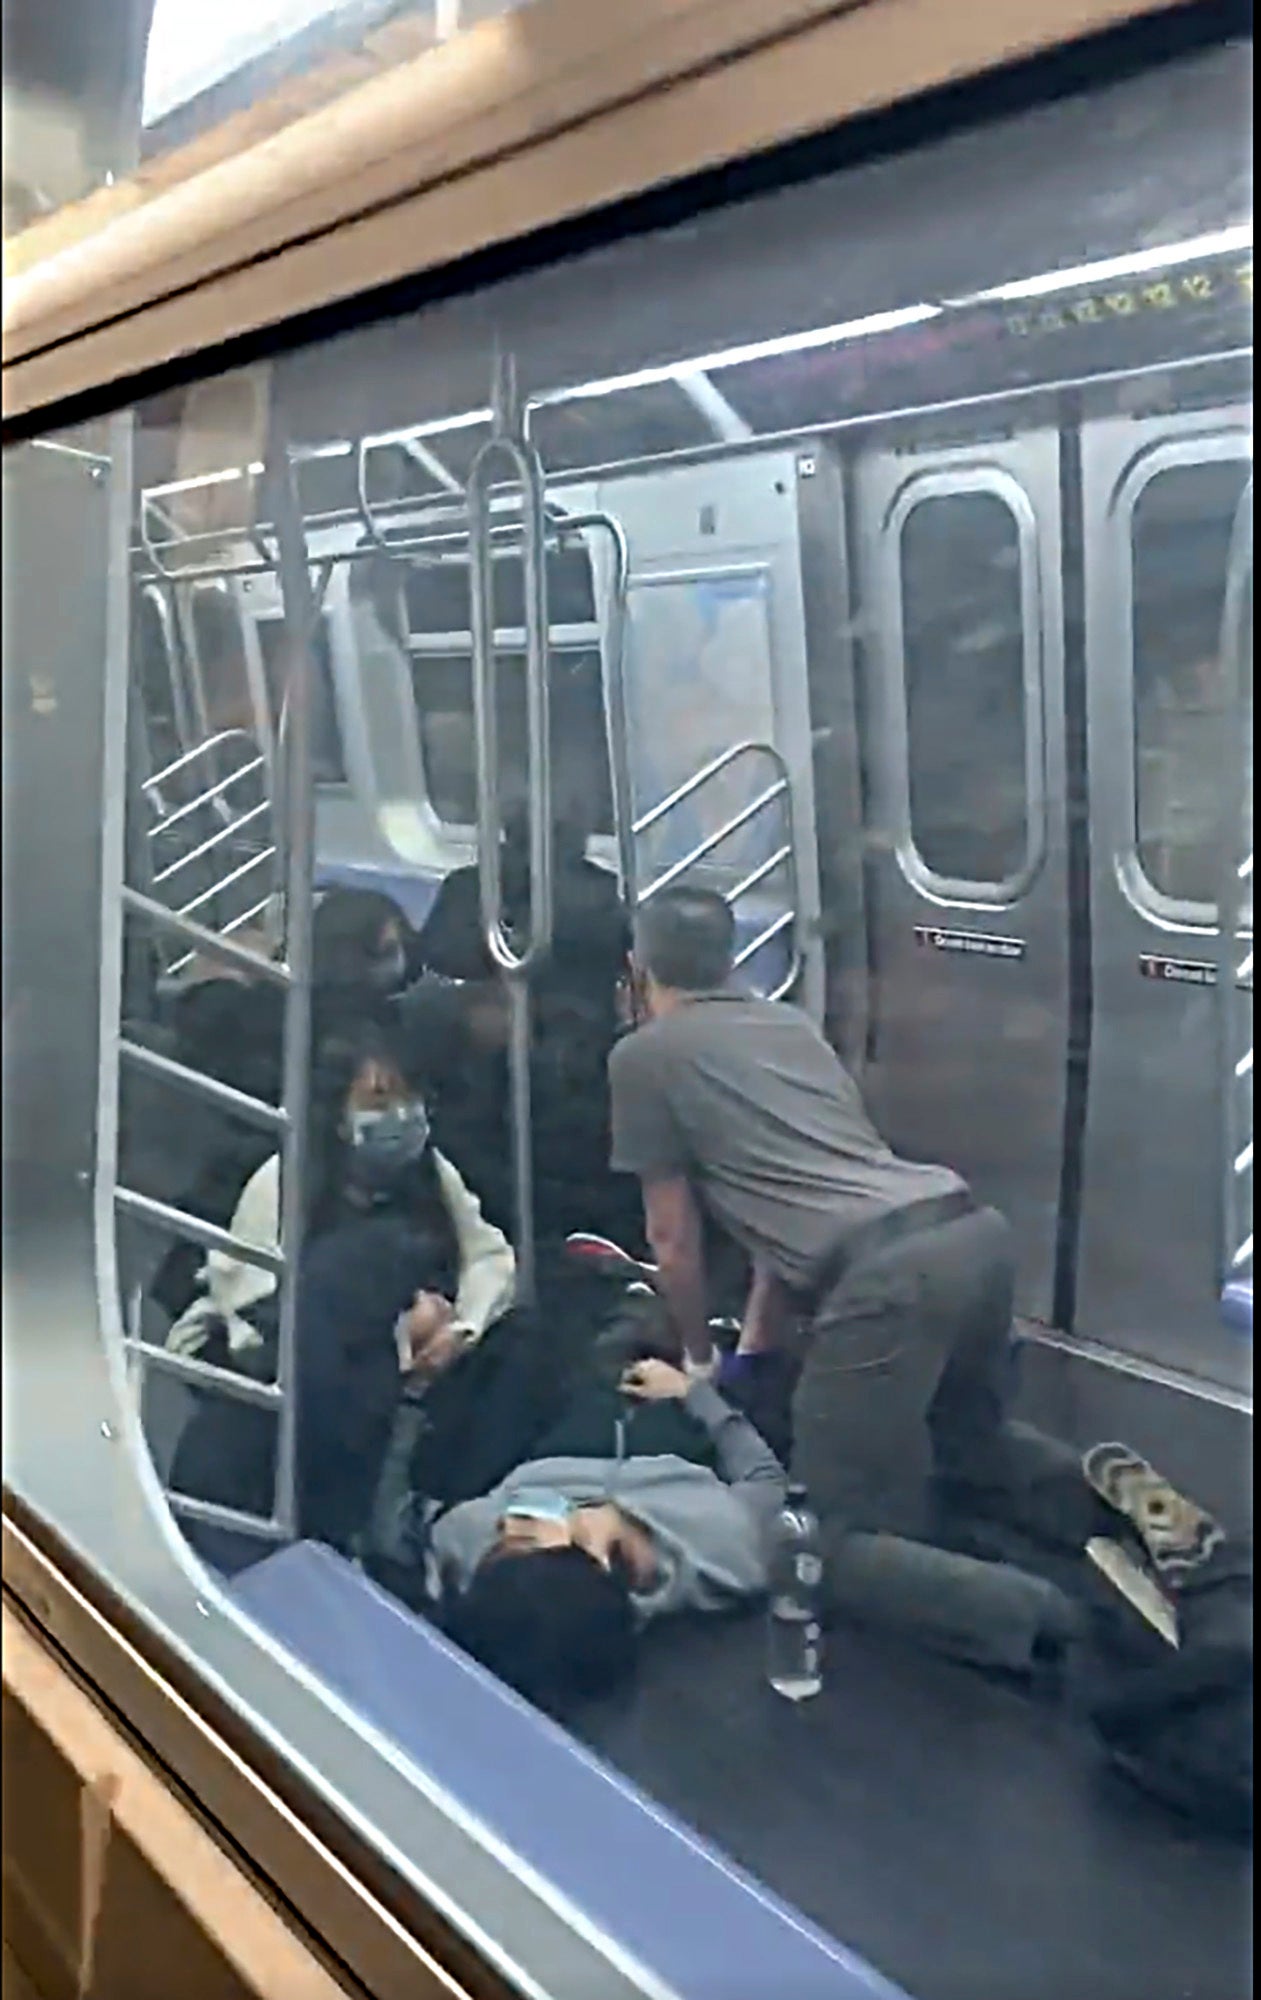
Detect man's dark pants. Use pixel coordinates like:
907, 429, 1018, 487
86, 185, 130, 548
789, 1206, 1105, 1669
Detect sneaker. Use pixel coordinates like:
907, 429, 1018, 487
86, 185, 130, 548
1082, 1443, 1225, 1588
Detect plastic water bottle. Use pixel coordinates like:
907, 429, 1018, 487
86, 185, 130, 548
767, 1483, 824, 1701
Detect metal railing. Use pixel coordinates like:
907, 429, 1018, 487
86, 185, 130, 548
1217, 481, 1253, 1292
143, 728, 277, 977
631, 739, 804, 1000
118, 435, 317, 1546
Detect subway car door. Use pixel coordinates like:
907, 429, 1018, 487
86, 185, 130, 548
1077, 406, 1252, 1388
854, 427, 1069, 1327
589, 453, 826, 1021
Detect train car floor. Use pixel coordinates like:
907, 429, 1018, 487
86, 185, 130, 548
575, 1609, 1251, 2000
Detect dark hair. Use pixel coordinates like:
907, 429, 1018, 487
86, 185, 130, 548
447, 1547, 637, 1715
634, 887, 735, 993
312, 888, 411, 991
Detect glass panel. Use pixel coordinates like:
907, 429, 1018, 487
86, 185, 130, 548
411, 645, 613, 832
5, 43, 1254, 2000
624, 571, 782, 889
1132, 458, 1252, 905
900, 489, 1029, 885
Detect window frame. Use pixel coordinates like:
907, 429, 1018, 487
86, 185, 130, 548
1116, 430, 1253, 926
886, 464, 1048, 906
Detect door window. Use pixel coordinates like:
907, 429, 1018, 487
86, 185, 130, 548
1130, 457, 1252, 908
899, 486, 1035, 889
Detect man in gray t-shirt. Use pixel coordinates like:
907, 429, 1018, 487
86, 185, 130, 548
609, 887, 1098, 1595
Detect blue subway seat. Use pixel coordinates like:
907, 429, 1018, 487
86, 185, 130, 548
1220, 1278, 1253, 1335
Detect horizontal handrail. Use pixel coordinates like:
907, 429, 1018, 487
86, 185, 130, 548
119, 1039, 287, 1133
123, 885, 290, 986
124, 1338, 283, 1411
408, 622, 600, 653
148, 753, 269, 838
177, 844, 277, 923
115, 1185, 286, 1277
732, 908, 794, 972
637, 779, 789, 905
727, 842, 793, 905
147, 728, 266, 794
152, 798, 272, 885
164, 1493, 289, 1541
632, 738, 786, 837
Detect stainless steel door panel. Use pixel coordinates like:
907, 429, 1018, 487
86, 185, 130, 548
855, 429, 1069, 1323
1078, 407, 1252, 1388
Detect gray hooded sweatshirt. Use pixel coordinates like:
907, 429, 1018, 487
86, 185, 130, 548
429, 1381, 788, 1622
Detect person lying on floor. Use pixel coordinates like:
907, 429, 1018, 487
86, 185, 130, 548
166, 1015, 518, 1551
429, 1351, 787, 1716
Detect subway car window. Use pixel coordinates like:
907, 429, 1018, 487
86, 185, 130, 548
413, 644, 613, 829
1131, 456, 1252, 906
899, 488, 1033, 888
4, 32, 1253, 2000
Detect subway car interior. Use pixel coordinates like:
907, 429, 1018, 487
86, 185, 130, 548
3, 8, 1253, 1998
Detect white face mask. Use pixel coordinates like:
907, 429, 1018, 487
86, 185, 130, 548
345, 1099, 430, 1193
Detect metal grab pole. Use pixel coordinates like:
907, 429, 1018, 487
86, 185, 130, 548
467, 366, 553, 1304
266, 410, 319, 1538
579, 512, 637, 910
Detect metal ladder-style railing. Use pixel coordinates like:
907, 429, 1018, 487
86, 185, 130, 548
1217, 481, 1252, 1299
625, 740, 804, 1001
116, 440, 318, 1546
357, 390, 632, 1304
143, 728, 277, 977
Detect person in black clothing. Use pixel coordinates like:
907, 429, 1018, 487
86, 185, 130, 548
411, 787, 637, 1249
415, 789, 630, 1030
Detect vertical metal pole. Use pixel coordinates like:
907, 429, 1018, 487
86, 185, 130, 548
591, 515, 638, 910
266, 403, 317, 1538
467, 349, 555, 1305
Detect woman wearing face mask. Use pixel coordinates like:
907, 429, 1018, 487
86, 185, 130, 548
166, 1016, 517, 1552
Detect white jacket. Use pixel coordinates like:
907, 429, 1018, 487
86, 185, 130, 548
168, 1150, 516, 1361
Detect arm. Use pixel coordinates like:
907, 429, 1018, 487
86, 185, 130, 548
642, 1176, 714, 1370
433, 1150, 517, 1341
623, 1361, 788, 1555
740, 1259, 795, 1355
608, 1032, 715, 1363
167, 1154, 280, 1358
682, 1379, 788, 1496
685, 1376, 788, 1552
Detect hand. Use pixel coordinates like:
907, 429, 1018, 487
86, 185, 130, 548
620, 1358, 692, 1402
401, 1293, 457, 1373
410, 1323, 466, 1379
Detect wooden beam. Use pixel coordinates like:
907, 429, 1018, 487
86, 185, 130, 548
3, 0, 1209, 428
2, 1603, 367, 2000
